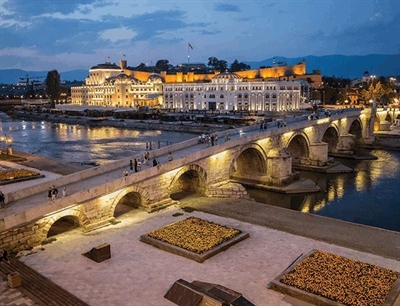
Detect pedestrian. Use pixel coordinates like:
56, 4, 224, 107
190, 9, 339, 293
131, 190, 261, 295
123, 169, 129, 176
129, 159, 133, 171
153, 159, 158, 167
51, 185, 58, 201
137, 159, 142, 171
134, 158, 138, 172
48, 187, 52, 201
205, 135, 210, 147
0, 248, 10, 264
62, 187, 67, 197
0, 190, 5, 209
264, 122, 268, 130
260, 123, 264, 131
168, 152, 173, 161
284, 121, 287, 127
211, 135, 215, 146
214, 135, 218, 145
145, 152, 150, 166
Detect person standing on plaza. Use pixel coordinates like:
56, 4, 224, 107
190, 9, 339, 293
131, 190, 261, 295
0, 190, 5, 209
260, 122, 264, 131
168, 152, 173, 162
0, 248, 10, 264
130, 159, 133, 171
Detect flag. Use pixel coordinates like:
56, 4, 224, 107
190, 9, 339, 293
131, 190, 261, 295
122, 54, 126, 57
107, 56, 110, 59
188, 43, 193, 50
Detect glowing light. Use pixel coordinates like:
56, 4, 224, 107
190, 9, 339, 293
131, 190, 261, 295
317, 118, 329, 124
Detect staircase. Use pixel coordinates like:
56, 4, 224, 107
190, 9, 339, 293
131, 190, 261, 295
0, 257, 89, 306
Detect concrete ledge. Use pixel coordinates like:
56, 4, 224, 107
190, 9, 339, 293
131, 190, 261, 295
140, 231, 249, 263
267, 249, 400, 306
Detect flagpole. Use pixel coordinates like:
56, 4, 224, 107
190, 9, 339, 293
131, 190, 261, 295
187, 44, 190, 68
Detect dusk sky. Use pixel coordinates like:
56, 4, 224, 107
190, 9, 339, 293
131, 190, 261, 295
0, 0, 399, 72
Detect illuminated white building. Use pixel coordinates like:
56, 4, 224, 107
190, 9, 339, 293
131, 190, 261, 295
71, 61, 301, 111
163, 71, 301, 111
71, 61, 163, 108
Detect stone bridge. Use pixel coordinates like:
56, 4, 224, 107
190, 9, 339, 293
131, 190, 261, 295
0, 108, 375, 251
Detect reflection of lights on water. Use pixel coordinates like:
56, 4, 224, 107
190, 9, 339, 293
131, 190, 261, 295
327, 185, 335, 202
336, 176, 345, 199
354, 171, 367, 192
313, 199, 327, 212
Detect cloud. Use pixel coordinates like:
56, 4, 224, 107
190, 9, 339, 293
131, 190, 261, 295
100, 27, 137, 42
214, 3, 240, 12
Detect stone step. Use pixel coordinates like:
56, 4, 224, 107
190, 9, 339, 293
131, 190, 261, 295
0, 257, 89, 306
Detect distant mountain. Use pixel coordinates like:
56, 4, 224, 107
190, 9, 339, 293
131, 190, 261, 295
245, 54, 400, 79
1, 54, 399, 84
0, 69, 88, 84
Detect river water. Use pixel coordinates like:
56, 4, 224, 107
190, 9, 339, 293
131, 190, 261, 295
1, 115, 399, 232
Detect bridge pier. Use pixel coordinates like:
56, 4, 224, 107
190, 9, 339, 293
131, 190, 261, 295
265, 148, 297, 186
308, 142, 328, 166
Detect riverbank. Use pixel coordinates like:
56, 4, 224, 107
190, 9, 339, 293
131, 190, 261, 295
11, 111, 235, 134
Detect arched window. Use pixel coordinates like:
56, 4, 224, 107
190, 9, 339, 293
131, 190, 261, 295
238, 94, 242, 99
272, 94, 277, 99
265, 94, 270, 99
220, 94, 224, 98
244, 94, 248, 99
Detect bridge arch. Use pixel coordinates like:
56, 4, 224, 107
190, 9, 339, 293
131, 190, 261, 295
169, 164, 208, 195
348, 118, 363, 139
286, 133, 310, 164
229, 143, 267, 177
322, 125, 339, 153
111, 185, 151, 216
41, 209, 91, 240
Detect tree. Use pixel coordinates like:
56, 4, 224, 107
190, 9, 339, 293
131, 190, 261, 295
45, 70, 61, 109
207, 57, 227, 72
360, 82, 387, 104
134, 63, 148, 72
230, 59, 250, 72
155, 59, 169, 72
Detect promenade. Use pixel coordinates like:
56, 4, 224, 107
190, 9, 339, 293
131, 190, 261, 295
0, 114, 399, 305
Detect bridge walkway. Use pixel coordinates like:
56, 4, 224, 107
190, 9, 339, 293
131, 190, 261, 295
1, 122, 270, 221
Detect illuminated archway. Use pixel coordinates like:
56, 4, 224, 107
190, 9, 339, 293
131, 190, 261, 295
348, 119, 362, 139
322, 126, 339, 154
374, 115, 380, 131
170, 164, 207, 199
287, 134, 309, 164
114, 192, 142, 218
47, 216, 80, 238
230, 147, 266, 178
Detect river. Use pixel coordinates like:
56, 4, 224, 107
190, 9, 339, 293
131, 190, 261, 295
1, 115, 399, 232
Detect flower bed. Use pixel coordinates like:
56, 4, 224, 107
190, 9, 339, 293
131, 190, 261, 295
279, 250, 399, 306
0, 169, 40, 182
147, 216, 241, 254
141, 216, 249, 262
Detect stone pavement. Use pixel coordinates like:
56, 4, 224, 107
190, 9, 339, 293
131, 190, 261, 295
2, 205, 397, 306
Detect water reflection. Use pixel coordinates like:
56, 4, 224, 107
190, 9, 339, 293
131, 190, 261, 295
0, 118, 195, 165
248, 150, 400, 232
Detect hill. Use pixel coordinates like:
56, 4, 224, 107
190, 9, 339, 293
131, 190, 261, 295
245, 54, 400, 79
0, 54, 399, 84
0, 69, 88, 85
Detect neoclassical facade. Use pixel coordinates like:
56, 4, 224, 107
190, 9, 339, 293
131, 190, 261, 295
71, 61, 163, 108
163, 71, 301, 111
71, 60, 303, 110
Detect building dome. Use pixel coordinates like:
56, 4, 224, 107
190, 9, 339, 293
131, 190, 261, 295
212, 71, 242, 84
90, 62, 121, 70
105, 73, 142, 85
147, 73, 164, 84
